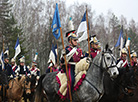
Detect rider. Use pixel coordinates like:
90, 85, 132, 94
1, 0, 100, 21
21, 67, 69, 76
15, 56, 30, 76
29, 61, 40, 78
0, 53, 15, 101
11, 58, 18, 73
60, 30, 84, 92
116, 48, 129, 68
2, 53, 15, 78
85, 35, 99, 59
131, 52, 138, 67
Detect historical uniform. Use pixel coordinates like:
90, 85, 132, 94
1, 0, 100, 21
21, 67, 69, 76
15, 57, 30, 76
1, 53, 15, 78
85, 35, 100, 59
11, 58, 18, 72
116, 48, 129, 68
131, 52, 138, 67
29, 62, 40, 76
60, 30, 83, 92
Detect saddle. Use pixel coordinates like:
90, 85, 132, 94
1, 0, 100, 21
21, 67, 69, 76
56, 57, 91, 99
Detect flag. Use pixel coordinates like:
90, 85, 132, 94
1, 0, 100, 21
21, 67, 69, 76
47, 44, 57, 66
76, 11, 88, 42
51, 3, 61, 39
14, 37, 21, 59
0, 51, 4, 70
33, 52, 38, 62
125, 38, 131, 49
4, 48, 9, 56
68, 17, 74, 30
115, 26, 123, 48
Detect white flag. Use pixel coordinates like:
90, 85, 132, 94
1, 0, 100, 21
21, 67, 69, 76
14, 37, 21, 59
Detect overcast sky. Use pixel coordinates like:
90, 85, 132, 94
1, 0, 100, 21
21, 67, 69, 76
65, 0, 138, 22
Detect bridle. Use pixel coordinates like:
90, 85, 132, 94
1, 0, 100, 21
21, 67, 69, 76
85, 51, 118, 101
91, 51, 117, 72
23, 76, 31, 91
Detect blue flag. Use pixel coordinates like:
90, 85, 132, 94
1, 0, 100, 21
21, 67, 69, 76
115, 26, 123, 47
51, 3, 61, 39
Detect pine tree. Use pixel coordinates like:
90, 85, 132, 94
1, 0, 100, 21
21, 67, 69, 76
0, 0, 30, 65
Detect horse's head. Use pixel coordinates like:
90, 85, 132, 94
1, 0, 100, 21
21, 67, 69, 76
101, 44, 119, 78
20, 75, 31, 95
24, 76, 31, 95
30, 75, 37, 91
0, 71, 8, 85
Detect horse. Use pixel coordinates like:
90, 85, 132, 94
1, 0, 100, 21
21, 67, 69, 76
35, 45, 119, 102
0, 71, 8, 101
6, 75, 31, 102
0, 71, 8, 85
119, 65, 138, 102
99, 66, 137, 102
23, 74, 37, 102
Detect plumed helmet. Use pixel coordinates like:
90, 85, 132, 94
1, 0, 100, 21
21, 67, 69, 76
66, 30, 78, 41
121, 48, 127, 54
89, 35, 99, 45
11, 58, 15, 62
97, 45, 101, 50
32, 61, 37, 66
131, 52, 137, 58
19, 56, 25, 63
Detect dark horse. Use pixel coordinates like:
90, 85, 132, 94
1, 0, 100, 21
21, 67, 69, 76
99, 66, 137, 102
0, 71, 9, 101
35, 45, 119, 102
119, 66, 138, 102
0, 71, 8, 85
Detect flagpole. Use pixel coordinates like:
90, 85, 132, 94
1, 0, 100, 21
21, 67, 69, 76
56, 40, 59, 65
2, 35, 4, 52
86, 7, 91, 57
126, 33, 132, 66
60, 27, 72, 102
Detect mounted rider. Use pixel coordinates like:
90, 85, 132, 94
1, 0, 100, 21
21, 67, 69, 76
85, 35, 100, 59
60, 30, 84, 92
11, 58, 18, 73
1, 53, 15, 79
15, 56, 30, 76
29, 61, 40, 78
131, 52, 138, 67
116, 48, 129, 68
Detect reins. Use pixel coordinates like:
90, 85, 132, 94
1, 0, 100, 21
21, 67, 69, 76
85, 51, 118, 101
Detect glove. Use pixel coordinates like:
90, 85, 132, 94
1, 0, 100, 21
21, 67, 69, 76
10, 75, 13, 78
117, 60, 123, 68
61, 49, 66, 55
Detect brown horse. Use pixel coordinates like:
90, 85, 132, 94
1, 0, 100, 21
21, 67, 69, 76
6, 75, 31, 102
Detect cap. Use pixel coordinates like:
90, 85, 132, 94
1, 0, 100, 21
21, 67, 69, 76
4, 53, 9, 59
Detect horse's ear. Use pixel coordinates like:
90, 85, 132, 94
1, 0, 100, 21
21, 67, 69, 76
105, 44, 109, 51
